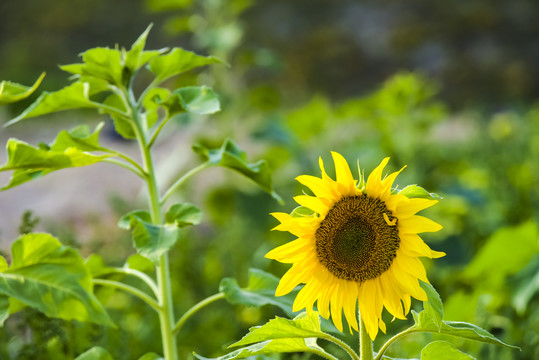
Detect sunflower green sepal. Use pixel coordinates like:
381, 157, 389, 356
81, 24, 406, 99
193, 312, 336, 360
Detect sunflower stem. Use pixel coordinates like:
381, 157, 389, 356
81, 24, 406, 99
359, 315, 374, 360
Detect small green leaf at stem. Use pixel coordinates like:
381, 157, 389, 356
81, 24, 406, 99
419, 281, 443, 330
398, 185, 442, 200
219, 268, 298, 317
0, 72, 45, 105
192, 139, 282, 202
75, 346, 115, 360
165, 203, 203, 227
0, 233, 114, 327
126, 254, 155, 274
101, 93, 135, 139
85, 254, 116, 277
148, 47, 224, 83
119, 212, 180, 264
420, 341, 475, 360
174, 86, 220, 114
5, 82, 96, 126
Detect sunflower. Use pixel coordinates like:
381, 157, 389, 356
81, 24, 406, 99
266, 152, 444, 340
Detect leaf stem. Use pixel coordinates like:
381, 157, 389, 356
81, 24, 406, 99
374, 328, 415, 360
111, 267, 159, 298
102, 158, 145, 178
309, 349, 340, 360
321, 333, 360, 360
92, 278, 160, 312
172, 292, 225, 335
359, 314, 374, 360
161, 162, 210, 205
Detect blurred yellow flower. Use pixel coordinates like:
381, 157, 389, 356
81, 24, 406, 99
266, 152, 444, 340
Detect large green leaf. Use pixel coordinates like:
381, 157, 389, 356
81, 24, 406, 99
463, 221, 539, 287
0, 72, 45, 105
0, 233, 114, 327
5, 82, 96, 125
420, 341, 475, 360
174, 86, 220, 114
118, 212, 180, 263
148, 47, 223, 83
0, 137, 110, 190
194, 312, 332, 359
420, 281, 443, 330
410, 310, 518, 349
75, 346, 114, 360
0, 295, 9, 326
192, 139, 281, 202
220, 268, 297, 317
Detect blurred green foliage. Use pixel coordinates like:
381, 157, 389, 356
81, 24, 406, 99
0, 0, 538, 359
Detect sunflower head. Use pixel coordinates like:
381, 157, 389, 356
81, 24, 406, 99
266, 152, 444, 340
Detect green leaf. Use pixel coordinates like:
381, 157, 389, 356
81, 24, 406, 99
143, 87, 171, 128
411, 310, 518, 349
398, 185, 442, 200
118, 210, 153, 229
421, 341, 475, 360
290, 206, 315, 218
0, 233, 114, 327
0, 138, 110, 190
5, 82, 96, 126
85, 254, 115, 277
63, 47, 123, 86
101, 93, 135, 139
138, 353, 164, 360
463, 221, 539, 286
124, 24, 153, 72
420, 281, 443, 330
120, 213, 180, 263
220, 268, 297, 317
0, 295, 9, 326
0, 72, 45, 105
148, 47, 223, 83
194, 312, 331, 359
511, 254, 539, 315
126, 254, 155, 274
192, 139, 282, 202
165, 203, 203, 227
50, 122, 110, 153
75, 346, 114, 360
174, 86, 220, 114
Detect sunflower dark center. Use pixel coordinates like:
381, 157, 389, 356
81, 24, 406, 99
315, 195, 400, 282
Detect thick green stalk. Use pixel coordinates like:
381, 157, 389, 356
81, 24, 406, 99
125, 87, 178, 360
359, 314, 374, 360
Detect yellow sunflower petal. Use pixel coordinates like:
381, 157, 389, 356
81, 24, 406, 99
390, 260, 428, 301
366, 157, 390, 198
275, 264, 312, 296
400, 233, 446, 259
293, 279, 321, 312
358, 282, 379, 340
265, 237, 313, 263
330, 281, 346, 332
294, 195, 328, 215
380, 166, 406, 200
399, 215, 442, 234
394, 251, 429, 283
331, 151, 357, 195
378, 271, 406, 319
342, 280, 359, 332
317, 278, 336, 319
296, 174, 334, 199
397, 198, 439, 218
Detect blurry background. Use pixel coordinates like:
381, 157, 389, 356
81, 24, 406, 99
0, 0, 538, 359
